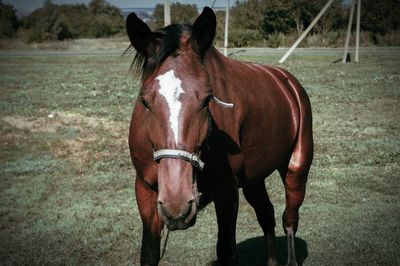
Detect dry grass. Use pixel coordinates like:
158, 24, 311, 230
0, 37, 130, 51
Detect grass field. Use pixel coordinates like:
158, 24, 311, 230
0, 48, 399, 265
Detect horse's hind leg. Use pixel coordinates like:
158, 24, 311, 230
243, 182, 279, 266
279, 162, 310, 266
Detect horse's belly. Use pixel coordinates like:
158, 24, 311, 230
239, 144, 292, 186
236, 113, 296, 186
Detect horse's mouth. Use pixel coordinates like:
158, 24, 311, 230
164, 214, 197, 231
159, 200, 198, 231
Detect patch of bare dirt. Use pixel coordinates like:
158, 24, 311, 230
55, 112, 125, 139
3, 112, 125, 137
2, 115, 61, 133
2, 112, 127, 166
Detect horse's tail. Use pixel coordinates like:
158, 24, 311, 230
287, 73, 313, 174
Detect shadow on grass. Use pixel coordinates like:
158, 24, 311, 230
209, 236, 308, 266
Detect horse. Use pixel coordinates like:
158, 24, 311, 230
126, 7, 313, 266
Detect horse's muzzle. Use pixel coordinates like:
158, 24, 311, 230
157, 199, 197, 230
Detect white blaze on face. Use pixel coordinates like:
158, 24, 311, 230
156, 70, 185, 143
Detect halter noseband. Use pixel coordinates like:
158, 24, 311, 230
153, 149, 205, 170
152, 96, 233, 171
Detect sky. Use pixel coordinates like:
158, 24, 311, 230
3, 0, 227, 12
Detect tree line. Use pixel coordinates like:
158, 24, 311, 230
0, 0, 398, 46
147, 0, 399, 47
227, 0, 399, 47
0, 0, 124, 42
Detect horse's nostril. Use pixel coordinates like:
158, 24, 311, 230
158, 201, 173, 220
180, 199, 195, 218
181, 204, 191, 218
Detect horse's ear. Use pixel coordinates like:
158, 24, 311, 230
126, 12, 154, 56
191, 7, 216, 55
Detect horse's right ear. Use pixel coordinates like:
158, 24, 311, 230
126, 13, 154, 56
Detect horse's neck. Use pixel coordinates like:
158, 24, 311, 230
204, 47, 233, 94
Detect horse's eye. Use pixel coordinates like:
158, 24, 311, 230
202, 95, 213, 109
140, 98, 150, 110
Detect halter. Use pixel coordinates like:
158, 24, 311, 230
152, 96, 233, 171
153, 149, 205, 170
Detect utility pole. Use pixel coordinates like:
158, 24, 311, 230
224, 0, 230, 57
164, 0, 171, 26
343, 0, 355, 63
355, 0, 361, 62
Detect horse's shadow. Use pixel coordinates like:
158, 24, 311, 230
209, 236, 308, 266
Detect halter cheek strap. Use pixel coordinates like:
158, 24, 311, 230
153, 149, 205, 170
213, 96, 234, 108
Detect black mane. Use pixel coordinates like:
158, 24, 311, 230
129, 23, 192, 79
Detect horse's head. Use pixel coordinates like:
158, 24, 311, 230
127, 8, 216, 230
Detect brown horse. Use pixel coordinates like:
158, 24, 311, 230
127, 7, 313, 266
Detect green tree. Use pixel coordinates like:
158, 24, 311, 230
294, 0, 345, 34
19, 0, 124, 42
262, 0, 296, 35
19, 3, 61, 42
228, 0, 266, 46
0, 3, 19, 38
214, 10, 227, 45
151, 3, 198, 29
227, 0, 347, 47
89, 0, 121, 16
360, 0, 399, 34
261, 0, 343, 35
56, 4, 91, 38
88, 0, 124, 37
231, 0, 265, 33
89, 0, 108, 14
172, 3, 198, 24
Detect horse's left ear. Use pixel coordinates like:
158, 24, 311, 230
190, 7, 216, 55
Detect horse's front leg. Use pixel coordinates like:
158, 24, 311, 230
212, 183, 239, 266
135, 176, 164, 266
